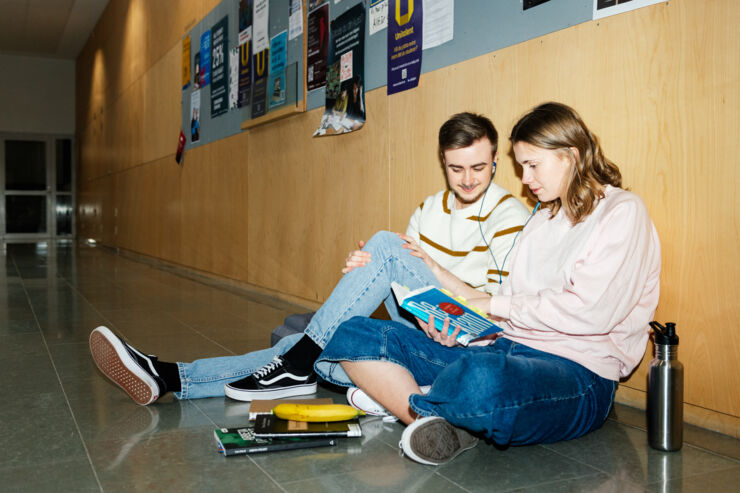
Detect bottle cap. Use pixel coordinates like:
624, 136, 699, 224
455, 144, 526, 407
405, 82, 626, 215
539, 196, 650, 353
650, 321, 679, 346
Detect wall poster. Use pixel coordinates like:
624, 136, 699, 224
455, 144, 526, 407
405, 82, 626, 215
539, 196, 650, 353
387, 0, 422, 95
190, 90, 201, 143
314, 3, 366, 136
593, 0, 663, 20
269, 31, 288, 109
306, 2, 329, 91
229, 46, 239, 109
200, 30, 212, 86
251, 48, 269, 118
238, 0, 253, 107
182, 35, 191, 90
253, 0, 270, 52
210, 16, 229, 117
193, 51, 202, 88
289, 0, 303, 40
369, 0, 389, 35
422, 0, 453, 49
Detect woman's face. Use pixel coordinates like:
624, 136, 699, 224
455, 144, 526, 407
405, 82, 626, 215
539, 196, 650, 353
512, 141, 572, 203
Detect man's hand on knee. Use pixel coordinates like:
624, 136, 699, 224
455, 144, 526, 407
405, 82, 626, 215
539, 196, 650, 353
342, 240, 372, 273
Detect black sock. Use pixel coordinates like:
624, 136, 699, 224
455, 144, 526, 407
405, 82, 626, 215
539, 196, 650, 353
153, 360, 181, 393
282, 335, 323, 374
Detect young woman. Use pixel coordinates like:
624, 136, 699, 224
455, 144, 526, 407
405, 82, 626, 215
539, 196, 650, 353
313, 102, 662, 465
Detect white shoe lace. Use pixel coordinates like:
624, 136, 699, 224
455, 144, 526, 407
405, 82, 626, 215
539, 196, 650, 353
253, 356, 284, 378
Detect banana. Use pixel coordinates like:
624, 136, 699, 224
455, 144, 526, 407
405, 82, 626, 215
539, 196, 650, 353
272, 403, 364, 422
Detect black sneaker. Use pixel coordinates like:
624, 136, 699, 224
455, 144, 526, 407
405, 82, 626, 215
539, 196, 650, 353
89, 326, 167, 405
399, 417, 479, 465
224, 356, 317, 401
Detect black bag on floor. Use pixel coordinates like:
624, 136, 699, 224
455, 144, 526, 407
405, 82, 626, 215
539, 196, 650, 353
270, 312, 315, 347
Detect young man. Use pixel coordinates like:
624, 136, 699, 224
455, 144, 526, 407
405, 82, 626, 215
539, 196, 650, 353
89, 113, 530, 405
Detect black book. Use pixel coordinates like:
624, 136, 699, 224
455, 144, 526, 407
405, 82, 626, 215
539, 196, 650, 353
214, 425, 337, 456
253, 414, 362, 438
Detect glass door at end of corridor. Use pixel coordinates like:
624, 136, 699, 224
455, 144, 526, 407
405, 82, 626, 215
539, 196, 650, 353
0, 135, 74, 240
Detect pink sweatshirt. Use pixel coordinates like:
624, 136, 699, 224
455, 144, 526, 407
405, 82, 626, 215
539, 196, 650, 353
489, 186, 661, 381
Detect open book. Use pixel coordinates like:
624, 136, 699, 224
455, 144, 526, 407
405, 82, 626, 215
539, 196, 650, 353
391, 282, 502, 346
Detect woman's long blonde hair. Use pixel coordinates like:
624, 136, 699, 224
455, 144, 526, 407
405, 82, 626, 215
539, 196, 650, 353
510, 102, 622, 224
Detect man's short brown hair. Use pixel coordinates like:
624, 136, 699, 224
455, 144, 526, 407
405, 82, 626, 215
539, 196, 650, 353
438, 112, 498, 161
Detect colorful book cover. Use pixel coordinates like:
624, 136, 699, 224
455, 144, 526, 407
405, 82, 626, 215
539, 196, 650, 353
391, 282, 502, 346
214, 425, 337, 456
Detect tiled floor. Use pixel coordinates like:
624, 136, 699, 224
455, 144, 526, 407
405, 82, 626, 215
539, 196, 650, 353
1, 241, 739, 492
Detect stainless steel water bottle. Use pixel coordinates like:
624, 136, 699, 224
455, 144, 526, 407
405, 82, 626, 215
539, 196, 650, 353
647, 321, 684, 451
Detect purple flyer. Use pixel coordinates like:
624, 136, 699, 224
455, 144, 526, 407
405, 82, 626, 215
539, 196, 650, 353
387, 0, 422, 95
251, 48, 269, 118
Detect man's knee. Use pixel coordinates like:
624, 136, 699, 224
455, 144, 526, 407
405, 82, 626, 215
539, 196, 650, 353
364, 230, 404, 253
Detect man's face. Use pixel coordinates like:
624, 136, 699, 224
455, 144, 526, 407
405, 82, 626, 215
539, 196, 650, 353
443, 138, 496, 209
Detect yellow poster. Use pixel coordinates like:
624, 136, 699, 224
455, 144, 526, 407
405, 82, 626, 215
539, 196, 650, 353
182, 35, 191, 89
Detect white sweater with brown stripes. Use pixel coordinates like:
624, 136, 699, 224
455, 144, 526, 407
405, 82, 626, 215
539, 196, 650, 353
405, 185, 530, 295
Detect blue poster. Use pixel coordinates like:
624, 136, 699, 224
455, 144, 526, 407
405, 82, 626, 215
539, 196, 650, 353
200, 29, 212, 87
268, 31, 288, 108
387, 0, 422, 95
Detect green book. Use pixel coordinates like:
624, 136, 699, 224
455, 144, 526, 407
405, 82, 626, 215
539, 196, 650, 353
214, 425, 337, 456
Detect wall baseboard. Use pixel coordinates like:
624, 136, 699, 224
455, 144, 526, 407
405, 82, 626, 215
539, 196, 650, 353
617, 386, 740, 439
96, 242, 322, 314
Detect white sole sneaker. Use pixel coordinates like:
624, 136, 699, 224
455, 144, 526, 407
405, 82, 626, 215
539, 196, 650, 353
223, 356, 318, 402
346, 385, 432, 421
399, 416, 479, 465
89, 326, 161, 405
224, 382, 318, 402
346, 387, 391, 416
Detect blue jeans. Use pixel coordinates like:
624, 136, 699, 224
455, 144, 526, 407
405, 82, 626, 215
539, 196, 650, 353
175, 333, 301, 399
315, 317, 617, 446
175, 231, 440, 399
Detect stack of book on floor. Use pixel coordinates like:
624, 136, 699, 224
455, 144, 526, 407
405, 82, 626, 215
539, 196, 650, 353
214, 398, 363, 456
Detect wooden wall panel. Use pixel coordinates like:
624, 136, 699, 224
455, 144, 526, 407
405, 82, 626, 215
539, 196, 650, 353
76, 46, 109, 138
247, 91, 390, 301
180, 133, 249, 281
102, 0, 145, 106
141, 0, 203, 70
142, 44, 182, 165
112, 158, 183, 262
76, 0, 740, 434
75, 45, 94, 132
107, 77, 144, 173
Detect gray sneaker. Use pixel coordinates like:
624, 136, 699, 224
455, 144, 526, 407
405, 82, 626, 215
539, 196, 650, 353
399, 416, 479, 465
